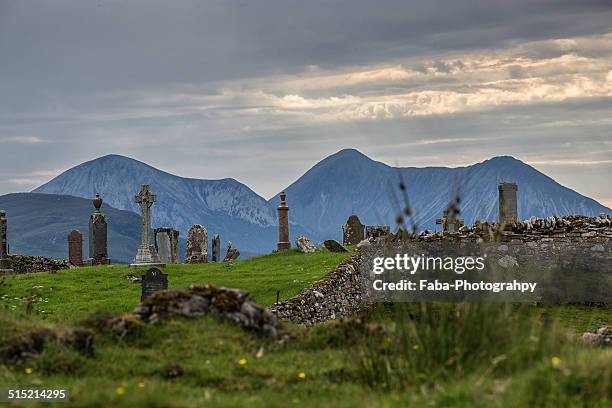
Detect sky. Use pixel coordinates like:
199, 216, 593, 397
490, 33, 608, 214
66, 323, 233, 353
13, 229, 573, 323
1, 0, 611, 207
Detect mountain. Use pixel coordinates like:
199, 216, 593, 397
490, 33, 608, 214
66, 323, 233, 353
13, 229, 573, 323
0, 193, 141, 263
271, 149, 611, 240
33, 155, 311, 254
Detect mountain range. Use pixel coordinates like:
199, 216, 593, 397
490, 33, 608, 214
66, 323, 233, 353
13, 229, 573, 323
0, 149, 608, 261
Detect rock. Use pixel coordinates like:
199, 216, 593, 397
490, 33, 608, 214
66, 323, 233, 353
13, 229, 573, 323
323, 240, 347, 253
133, 284, 277, 336
497, 255, 519, 268
357, 239, 372, 248
295, 236, 316, 253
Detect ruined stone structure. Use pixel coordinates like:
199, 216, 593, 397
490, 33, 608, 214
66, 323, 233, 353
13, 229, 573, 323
365, 225, 391, 240
343, 215, 365, 246
185, 224, 208, 263
212, 234, 220, 262
277, 192, 290, 251
435, 210, 464, 233
498, 182, 518, 224
0, 210, 14, 274
130, 185, 164, 267
88, 194, 110, 265
67, 230, 84, 267
154, 228, 179, 264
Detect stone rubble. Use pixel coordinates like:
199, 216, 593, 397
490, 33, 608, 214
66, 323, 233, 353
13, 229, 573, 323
581, 327, 611, 347
295, 236, 317, 253
5, 254, 69, 274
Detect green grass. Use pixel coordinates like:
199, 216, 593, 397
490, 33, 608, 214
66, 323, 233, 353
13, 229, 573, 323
0, 249, 610, 407
0, 249, 350, 323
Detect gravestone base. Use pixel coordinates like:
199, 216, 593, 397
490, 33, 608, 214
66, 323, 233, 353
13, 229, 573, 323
130, 244, 165, 268
87, 258, 111, 266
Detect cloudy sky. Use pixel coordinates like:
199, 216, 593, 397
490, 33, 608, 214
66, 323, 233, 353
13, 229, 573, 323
1, 0, 611, 206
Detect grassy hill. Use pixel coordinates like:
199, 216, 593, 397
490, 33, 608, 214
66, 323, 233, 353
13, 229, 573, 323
0, 250, 610, 407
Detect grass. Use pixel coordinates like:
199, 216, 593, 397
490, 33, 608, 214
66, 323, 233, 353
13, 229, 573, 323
0, 249, 610, 407
0, 249, 350, 323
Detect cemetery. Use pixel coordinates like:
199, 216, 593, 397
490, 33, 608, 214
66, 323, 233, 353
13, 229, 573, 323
0, 180, 610, 407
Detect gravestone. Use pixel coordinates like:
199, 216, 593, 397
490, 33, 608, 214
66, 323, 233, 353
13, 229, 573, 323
67, 230, 84, 266
365, 226, 391, 239
88, 194, 110, 265
436, 210, 464, 233
0, 210, 14, 274
141, 267, 168, 301
223, 241, 240, 261
212, 234, 221, 262
130, 185, 164, 267
295, 236, 316, 253
154, 227, 179, 264
342, 215, 365, 246
324, 239, 347, 253
277, 192, 290, 251
185, 224, 208, 263
498, 182, 518, 224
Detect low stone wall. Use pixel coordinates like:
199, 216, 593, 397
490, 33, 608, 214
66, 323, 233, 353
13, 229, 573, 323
5, 254, 69, 274
269, 252, 364, 327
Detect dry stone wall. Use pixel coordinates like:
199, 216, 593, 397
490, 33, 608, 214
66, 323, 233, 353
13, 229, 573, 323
5, 254, 69, 274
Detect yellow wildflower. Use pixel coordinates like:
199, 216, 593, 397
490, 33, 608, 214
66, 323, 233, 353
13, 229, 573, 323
138, 382, 145, 389
116, 386, 126, 396
297, 372, 306, 379
238, 358, 248, 366
551, 356, 562, 367
25, 367, 33, 375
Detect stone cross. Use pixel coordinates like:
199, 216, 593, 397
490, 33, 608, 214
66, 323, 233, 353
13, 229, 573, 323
436, 210, 464, 233
130, 185, 164, 267
67, 230, 84, 267
0, 210, 14, 274
88, 194, 110, 265
141, 267, 168, 301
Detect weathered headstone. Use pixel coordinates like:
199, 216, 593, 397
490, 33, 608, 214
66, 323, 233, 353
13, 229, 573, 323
365, 225, 391, 239
154, 227, 179, 264
0, 210, 14, 275
277, 191, 290, 251
223, 241, 240, 261
498, 182, 518, 224
435, 210, 464, 233
67, 230, 84, 267
185, 224, 208, 263
342, 215, 365, 246
88, 194, 110, 265
141, 267, 168, 301
212, 234, 220, 262
324, 239, 347, 253
130, 185, 164, 267
295, 236, 316, 253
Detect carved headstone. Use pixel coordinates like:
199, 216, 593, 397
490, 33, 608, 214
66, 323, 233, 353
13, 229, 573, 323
277, 191, 290, 251
223, 241, 240, 261
130, 185, 164, 267
365, 225, 391, 239
212, 234, 220, 262
342, 215, 365, 246
141, 267, 168, 301
67, 230, 84, 267
154, 228, 179, 264
0, 210, 14, 274
185, 224, 208, 263
88, 194, 110, 265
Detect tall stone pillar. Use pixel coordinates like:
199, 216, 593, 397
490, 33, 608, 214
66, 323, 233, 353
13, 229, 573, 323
89, 194, 110, 265
277, 191, 290, 251
498, 182, 518, 224
0, 210, 14, 274
68, 230, 84, 266
130, 185, 164, 267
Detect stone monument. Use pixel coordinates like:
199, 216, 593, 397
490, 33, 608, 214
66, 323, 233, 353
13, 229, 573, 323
141, 267, 168, 301
0, 210, 14, 274
185, 224, 208, 263
67, 230, 84, 266
277, 191, 290, 251
342, 215, 365, 246
154, 227, 179, 264
212, 234, 220, 262
223, 241, 240, 261
435, 210, 464, 233
89, 194, 110, 265
130, 185, 164, 268
499, 182, 518, 224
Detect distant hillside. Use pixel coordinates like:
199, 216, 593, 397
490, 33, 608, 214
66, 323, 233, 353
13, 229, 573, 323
271, 149, 611, 240
0, 193, 141, 263
33, 155, 313, 253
